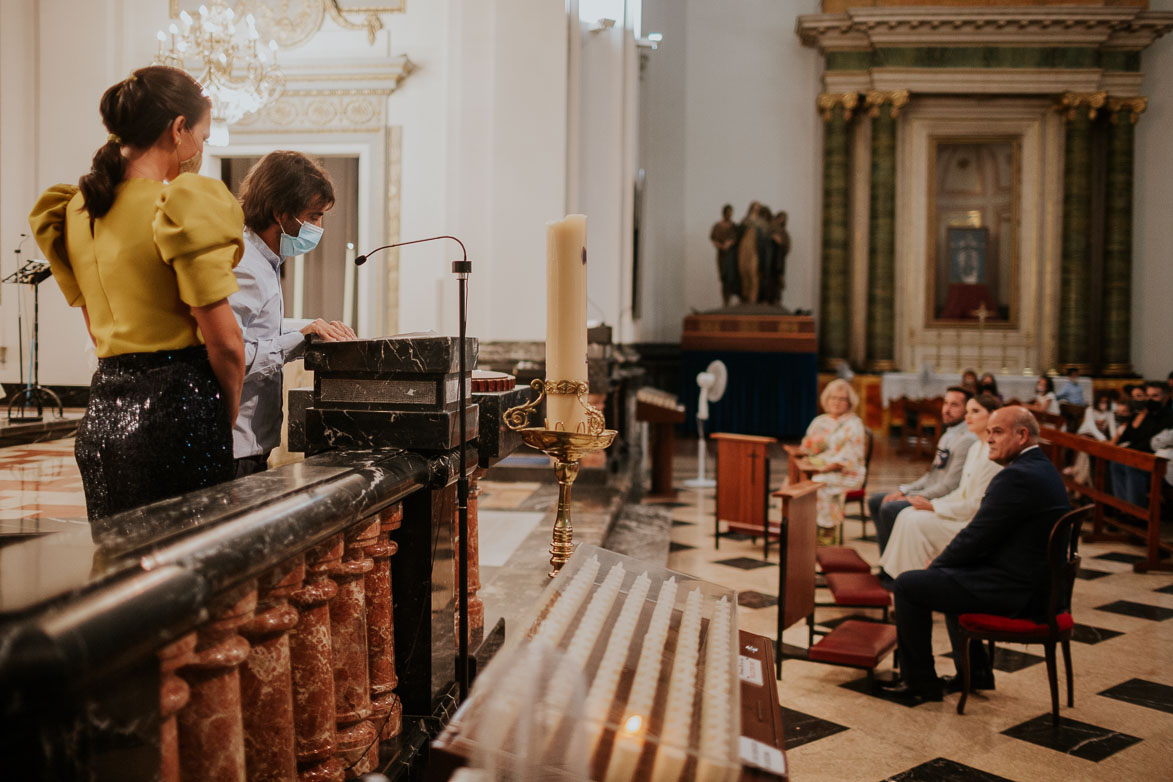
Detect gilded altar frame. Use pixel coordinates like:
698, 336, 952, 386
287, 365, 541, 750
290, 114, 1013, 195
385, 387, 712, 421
925, 134, 1022, 331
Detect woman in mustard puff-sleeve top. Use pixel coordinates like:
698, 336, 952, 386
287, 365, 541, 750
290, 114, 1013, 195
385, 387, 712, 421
28, 66, 245, 524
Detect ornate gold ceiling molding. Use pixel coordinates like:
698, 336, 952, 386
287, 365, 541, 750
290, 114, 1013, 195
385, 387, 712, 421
170, 1, 405, 47
230, 55, 415, 133
797, 7, 1173, 50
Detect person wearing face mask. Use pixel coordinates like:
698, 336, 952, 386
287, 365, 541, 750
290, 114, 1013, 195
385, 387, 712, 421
230, 151, 356, 477
1109, 381, 1172, 508
28, 66, 245, 525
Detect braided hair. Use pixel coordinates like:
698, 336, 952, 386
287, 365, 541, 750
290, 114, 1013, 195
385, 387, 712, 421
78, 65, 210, 221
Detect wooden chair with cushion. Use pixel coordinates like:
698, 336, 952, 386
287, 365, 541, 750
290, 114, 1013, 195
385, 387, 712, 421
955, 505, 1093, 725
845, 428, 874, 539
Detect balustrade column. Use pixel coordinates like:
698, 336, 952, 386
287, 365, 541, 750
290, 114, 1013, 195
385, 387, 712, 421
332, 519, 378, 776
240, 556, 304, 781
365, 503, 403, 741
865, 89, 908, 372
158, 633, 196, 782
454, 474, 485, 650
177, 583, 257, 782
289, 536, 344, 782
1102, 96, 1146, 376
1058, 91, 1105, 372
817, 92, 858, 368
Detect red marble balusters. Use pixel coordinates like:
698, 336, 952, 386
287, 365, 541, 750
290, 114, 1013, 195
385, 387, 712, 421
158, 633, 196, 782
365, 503, 403, 741
290, 536, 345, 782
177, 583, 257, 782
331, 519, 379, 776
454, 473, 486, 650
240, 555, 304, 781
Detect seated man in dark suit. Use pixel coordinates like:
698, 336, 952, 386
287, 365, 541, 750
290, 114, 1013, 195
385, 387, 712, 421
880, 406, 1072, 703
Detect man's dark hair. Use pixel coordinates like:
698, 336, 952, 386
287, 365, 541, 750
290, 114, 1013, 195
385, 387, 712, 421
1066, 366, 1080, 377
239, 151, 335, 233
946, 385, 974, 402
1144, 380, 1168, 394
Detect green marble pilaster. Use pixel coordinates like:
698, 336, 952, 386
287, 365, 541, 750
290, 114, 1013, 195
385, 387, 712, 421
818, 94, 856, 369
865, 91, 906, 372
1102, 98, 1145, 376
1058, 92, 1102, 372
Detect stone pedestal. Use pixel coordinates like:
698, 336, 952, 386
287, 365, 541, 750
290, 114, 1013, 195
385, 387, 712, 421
290, 536, 344, 782
177, 584, 256, 782
241, 556, 304, 781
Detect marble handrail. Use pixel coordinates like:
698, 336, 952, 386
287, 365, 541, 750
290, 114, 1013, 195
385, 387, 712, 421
0, 446, 470, 781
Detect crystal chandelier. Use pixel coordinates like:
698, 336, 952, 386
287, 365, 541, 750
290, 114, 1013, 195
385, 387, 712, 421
154, 1, 284, 146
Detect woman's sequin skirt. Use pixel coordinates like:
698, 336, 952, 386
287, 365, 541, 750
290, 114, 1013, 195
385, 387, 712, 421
76, 345, 233, 522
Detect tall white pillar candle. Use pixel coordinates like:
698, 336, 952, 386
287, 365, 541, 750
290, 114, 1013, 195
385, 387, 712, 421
343, 242, 356, 329
545, 215, 589, 432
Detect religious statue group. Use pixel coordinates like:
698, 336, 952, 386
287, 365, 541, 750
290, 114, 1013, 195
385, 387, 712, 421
709, 202, 789, 307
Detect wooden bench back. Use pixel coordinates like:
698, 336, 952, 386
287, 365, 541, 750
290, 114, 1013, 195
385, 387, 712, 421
1038, 426, 1169, 573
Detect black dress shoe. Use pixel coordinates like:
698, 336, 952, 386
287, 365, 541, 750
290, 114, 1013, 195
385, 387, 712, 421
875, 679, 944, 703
941, 672, 995, 693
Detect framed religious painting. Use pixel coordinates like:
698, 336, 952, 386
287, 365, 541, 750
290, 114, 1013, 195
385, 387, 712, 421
927, 137, 1020, 327
947, 226, 988, 284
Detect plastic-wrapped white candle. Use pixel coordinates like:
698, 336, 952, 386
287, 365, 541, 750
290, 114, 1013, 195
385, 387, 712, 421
697, 597, 738, 782
584, 572, 652, 754
533, 554, 600, 646
650, 589, 704, 782
545, 214, 588, 432
604, 577, 678, 782
539, 563, 627, 754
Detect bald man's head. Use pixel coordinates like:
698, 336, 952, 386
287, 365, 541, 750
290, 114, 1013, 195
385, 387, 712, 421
986, 405, 1038, 464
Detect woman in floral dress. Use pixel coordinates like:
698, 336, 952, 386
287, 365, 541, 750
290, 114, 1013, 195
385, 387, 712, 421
793, 379, 867, 545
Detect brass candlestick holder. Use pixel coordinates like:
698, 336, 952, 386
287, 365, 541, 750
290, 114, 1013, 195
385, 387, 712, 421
505, 379, 616, 577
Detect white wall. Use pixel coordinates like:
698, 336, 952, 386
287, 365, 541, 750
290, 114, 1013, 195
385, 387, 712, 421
0, 0, 174, 387
0, 0, 569, 388
637, 0, 822, 343
1134, 0, 1173, 380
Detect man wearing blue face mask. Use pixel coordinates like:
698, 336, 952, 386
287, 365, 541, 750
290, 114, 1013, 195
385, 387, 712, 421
230, 151, 356, 477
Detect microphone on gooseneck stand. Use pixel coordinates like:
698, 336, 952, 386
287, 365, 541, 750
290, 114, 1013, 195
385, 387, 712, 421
353, 234, 473, 702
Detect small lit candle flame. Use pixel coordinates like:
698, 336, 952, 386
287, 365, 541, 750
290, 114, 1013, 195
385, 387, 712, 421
623, 714, 643, 734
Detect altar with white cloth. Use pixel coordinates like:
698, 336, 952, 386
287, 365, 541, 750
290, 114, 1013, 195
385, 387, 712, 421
880, 372, 1093, 406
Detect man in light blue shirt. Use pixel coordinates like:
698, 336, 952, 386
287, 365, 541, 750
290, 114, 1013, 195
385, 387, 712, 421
230, 151, 355, 477
1054, 366, 1085, 406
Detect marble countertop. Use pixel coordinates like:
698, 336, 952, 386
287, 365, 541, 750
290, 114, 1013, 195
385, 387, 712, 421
0, 448, 451, 619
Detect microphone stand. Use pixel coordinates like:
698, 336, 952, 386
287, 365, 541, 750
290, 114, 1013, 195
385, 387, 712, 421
356, 237, 473, 702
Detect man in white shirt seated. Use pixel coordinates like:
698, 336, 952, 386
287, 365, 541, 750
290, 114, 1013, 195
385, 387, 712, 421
229, 151, 356, 477
868, 387, 976, 553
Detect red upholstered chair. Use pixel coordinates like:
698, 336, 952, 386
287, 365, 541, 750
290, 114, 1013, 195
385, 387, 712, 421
845, 428, 874, 539
955, 505, 1093, 725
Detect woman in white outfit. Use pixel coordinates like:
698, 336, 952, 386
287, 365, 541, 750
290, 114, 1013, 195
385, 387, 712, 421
879, 393, 1003, 578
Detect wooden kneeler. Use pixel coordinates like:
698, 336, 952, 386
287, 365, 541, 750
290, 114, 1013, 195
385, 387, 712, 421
712, 433, 776, 552
772, 482, 897, 680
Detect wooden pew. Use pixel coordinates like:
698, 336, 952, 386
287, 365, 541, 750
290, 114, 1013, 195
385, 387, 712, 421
1039, 426, 1170, 573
